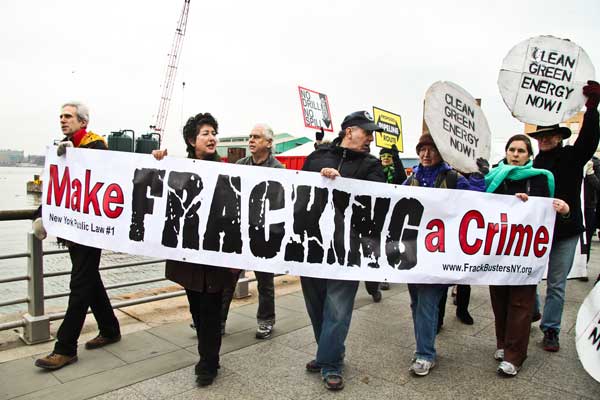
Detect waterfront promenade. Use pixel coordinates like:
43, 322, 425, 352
1, 249, 600, 399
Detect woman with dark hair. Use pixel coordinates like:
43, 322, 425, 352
152, 112, 235, 387
485, 133, 567, 377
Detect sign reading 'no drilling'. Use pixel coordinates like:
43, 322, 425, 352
373, 107, 403, 152
298, 86, 334, 132
424, 81, 491, 173
576, 283, 600, 383
498, 35, 595, 126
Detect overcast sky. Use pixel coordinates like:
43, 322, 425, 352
1, 0, 599, 162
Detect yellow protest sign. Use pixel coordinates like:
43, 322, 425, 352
373, 107, 403, 151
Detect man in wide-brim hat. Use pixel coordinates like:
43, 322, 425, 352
529, 80, 600, 353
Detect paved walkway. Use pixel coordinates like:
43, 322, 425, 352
2, 251, 600, 399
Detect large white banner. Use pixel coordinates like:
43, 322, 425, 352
42, 148, 557, 285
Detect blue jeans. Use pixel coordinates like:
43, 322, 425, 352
301, 277, 358, 376
540, 234, 579, 334
408, 283, 448, 362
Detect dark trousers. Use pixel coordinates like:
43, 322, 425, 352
221, 270, 241, 325
585, 207, 597, 261
364, 281, 380, 295
438, 285, 470, 326
54, 245, 120, 356
254, 271, 275, 325
186, 289, 222, 372
489, 285, 536, 367
221, 271, 276, 325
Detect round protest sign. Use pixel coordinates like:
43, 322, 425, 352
576, 283, 600, 383
498, 35, 595, 126
424, 81, 491, 173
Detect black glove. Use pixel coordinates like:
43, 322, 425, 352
583, 80, 600, 109
476, 157, 489, 175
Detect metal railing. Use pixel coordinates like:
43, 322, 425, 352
0, 208, 252, 344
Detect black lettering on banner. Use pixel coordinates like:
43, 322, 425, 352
248, 181, 285, 259
385, 198, 424, 270
347, 196, 391, 268
519, 47, 578, 114
162, 171, 203, 249
203, 175, 242, 253
129, 168, 165, 242
284, 185, 328, 263
327, 189, 351, 265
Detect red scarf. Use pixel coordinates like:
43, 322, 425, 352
71, 129, 87, 147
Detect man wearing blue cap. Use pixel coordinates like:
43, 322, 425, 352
300, 111, 386, 391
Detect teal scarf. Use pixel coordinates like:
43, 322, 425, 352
485, 160, 555, 196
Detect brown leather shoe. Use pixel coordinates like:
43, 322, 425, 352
85, 334, 121, 350
34, 352, 78, 370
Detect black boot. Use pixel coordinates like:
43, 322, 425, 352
456, 285, 474, 325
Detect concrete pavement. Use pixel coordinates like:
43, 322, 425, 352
2, 249, 600, 399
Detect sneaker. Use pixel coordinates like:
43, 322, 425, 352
493, 349, 504, 361
85, 334, 121, 350
256, 323, 273, 339
305, 359, 321, 373
380, 282, 390, 290
409, 358, 436, 376
323, 373, 344, 391
543, 329, 560, 352
497, 361, 520, 376
34, 352, 78, 370
372, 291, 382, 303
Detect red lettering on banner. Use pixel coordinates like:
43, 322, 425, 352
459, 210, 550, 258
46, 165, 123, 219
103, 183, 124, 218
47, 165, 71, 208
533, 226, 550, 257
425, 219, 445, 252
459, 210, 484, 255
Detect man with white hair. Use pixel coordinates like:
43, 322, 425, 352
33, 102, 121, 370
233, 123, 283, 339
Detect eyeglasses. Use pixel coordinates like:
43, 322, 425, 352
380, 154, 393, 160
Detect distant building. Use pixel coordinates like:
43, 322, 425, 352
0, 150, 25, 166
217, 133, 312, 157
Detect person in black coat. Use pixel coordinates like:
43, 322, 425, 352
301, 110, 386, 391
530, 80, 600, 352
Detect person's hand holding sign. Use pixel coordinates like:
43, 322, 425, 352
553, 199, 570, 216
583, 80, 600, 109
152, 148, 168, 160
320, 168, 341, 180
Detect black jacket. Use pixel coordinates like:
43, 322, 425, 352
533, 108, 600, 239
492, 174, 550, 198
165, 152, 233, 293
303, 138, 386, 183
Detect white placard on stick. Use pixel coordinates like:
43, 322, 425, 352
576, 283, 600, 383
498, 35, 595, 126
424, 81, 491, 173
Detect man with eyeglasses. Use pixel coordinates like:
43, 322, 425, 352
300, 111, 386, 391
229, 123, 283, 340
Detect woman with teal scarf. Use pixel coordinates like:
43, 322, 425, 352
486, 134, 569, 378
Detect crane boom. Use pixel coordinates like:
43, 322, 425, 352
150, 0, 191, 134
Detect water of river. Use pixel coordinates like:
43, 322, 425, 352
0, 167, 166, 315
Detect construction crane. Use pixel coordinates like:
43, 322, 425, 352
149, 0, 191, 135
